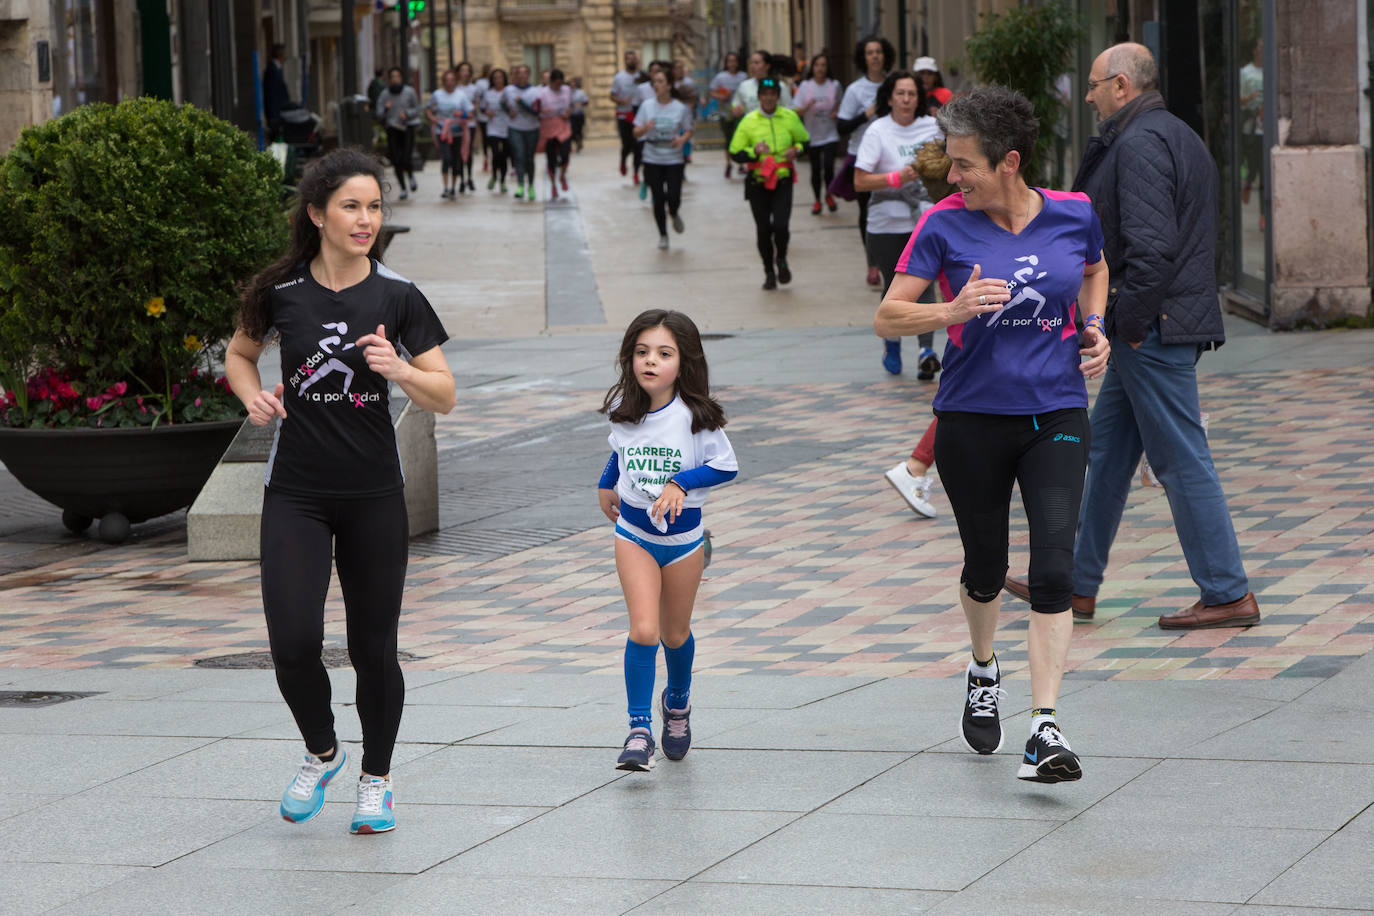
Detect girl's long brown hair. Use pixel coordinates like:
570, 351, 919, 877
237, 149, 388, 342
601, 310, 726, 432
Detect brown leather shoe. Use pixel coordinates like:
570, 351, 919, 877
1158, 592, 1260, 630
1003, 575, 1096, 620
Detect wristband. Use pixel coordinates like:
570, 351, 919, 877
886, 171, 902, 188
1084, 314, 1105, 333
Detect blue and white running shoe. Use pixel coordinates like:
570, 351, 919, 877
882, 339, 902, 375
660, 689, 692, 761
350, 774, 396, 834
280, 748, 347, 823
615, 727, 656, 772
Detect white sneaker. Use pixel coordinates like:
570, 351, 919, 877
884, 462, 938, 518
658, 235, 669, 250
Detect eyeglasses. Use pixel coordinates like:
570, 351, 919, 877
1085, 73, 1121, 92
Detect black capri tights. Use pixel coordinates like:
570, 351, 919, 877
934, 408, 1090, 613
261, 487, 409, 776
745, 181, 793, 269
643, 162, 684, 236
809, 142, 837, 203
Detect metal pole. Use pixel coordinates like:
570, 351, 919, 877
398, 0, 407, 82
461, 0, 468, 64
428, 0, 437, 88
341, 0, 357, 96
897, 0, 907, 68
445, 0, 454, 68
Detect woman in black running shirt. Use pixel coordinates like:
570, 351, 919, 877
225, 149, 456, 836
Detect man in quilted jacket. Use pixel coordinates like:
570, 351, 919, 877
1005, 42, 1260, 630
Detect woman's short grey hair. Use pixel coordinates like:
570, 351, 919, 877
935, 85, 1039, 173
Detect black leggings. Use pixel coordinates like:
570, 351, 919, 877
934, 408, 1090, 613
385, 126, 415, 187
546, 136, 569, 175
809, 142, 838, 202
644, 162, 684, 236
489, 136, 508, 184
261, 487, 409, 776
436, 135, 458, 178
746, 180, 793, 270
866, 231, 934, 349
617, 117, 640, 172
456, 126, 474, 185
856, 190, 875, 266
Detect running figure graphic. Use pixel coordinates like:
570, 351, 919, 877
299, 322, 357, 395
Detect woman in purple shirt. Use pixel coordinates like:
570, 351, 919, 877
875, 86, 1110, 786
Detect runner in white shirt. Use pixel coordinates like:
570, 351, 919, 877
481, 68, 510, 192
731, 50, 793, 118
709, 52, 747, 178
793, 52, 841, 214
611, 49, 645, 180
855, 70, 943, 381
473, 66, 491, 173
836, 37, 895, 290
634, 69, 695, 249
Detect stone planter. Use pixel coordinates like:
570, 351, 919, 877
0, 419, 241, 543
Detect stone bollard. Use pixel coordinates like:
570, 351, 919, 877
187, 397, 439, 561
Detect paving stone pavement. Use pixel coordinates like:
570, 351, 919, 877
2, 147, 1373, 912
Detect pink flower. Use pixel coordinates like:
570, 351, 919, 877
86, 397, 103, 410
171, 383, 181, 397
194, 397, 202, 407
111, 381, 127, 396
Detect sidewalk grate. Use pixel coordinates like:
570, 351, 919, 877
409, 524, 591, 559
0, 690, 102, 708
195, 647, 423, 669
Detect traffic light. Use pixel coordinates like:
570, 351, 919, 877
407, 0, 424, 17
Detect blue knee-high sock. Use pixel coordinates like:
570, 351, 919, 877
624, 638, 659, 729
663, 632, 694, 709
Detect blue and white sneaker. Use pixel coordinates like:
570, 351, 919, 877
615, 727, 656, 772
660, 689, 692, 761
349, 774, 396, 834
882, 339, 902, 374
280, 748, 347, 823
917, 347, 942, 381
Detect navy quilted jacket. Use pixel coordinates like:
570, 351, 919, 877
1072, 92, 1225, 346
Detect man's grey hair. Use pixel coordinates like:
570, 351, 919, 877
1106, 43, 1159, 91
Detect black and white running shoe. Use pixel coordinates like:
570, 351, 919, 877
959, 667, 1006, 755
1017, 721, 1082, 783
615, 727, 656, 772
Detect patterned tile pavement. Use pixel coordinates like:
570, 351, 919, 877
0, 366, 1371, 680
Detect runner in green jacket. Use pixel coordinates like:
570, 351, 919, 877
728, 78, 810, 289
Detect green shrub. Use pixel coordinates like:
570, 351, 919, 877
962, 0, 1085, 185
0, 97, 289, 426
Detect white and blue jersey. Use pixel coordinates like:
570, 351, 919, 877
599, 396, 737, 548
896, 188, 1105, 415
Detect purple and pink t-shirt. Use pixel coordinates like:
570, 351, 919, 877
896, 188, 1105, 415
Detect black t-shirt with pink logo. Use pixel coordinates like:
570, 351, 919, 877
264, 259, 449, 497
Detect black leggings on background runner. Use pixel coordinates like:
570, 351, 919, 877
856, 190, 877, 267
867, 231, 934, 349
643, 162, 684, 236
934, 408, 1090, 613
617, 117, 639, 171
489, 136, 508, 184
546, 136, 570, 175
261, 487, 409, 777
385, 126, 415, 187
809, 142, 838, 203
746, 181, 793, 270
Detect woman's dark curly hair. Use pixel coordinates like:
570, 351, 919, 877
935, 85, 1039, 173
601, 310, 726, 432
875, 70, 926, 119
237, 149, 388, 342
853, 36, 895, 74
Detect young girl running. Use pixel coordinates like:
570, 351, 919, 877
597, 310, 738, 771
226, 149, 457, 833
